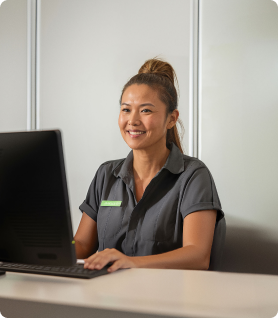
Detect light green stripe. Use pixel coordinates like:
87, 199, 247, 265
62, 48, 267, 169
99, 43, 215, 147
101, 200, 122, 207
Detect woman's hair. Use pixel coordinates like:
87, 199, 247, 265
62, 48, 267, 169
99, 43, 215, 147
120, 58, 184, 153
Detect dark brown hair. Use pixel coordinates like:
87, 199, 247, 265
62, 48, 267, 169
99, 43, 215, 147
120, 58, 184, 153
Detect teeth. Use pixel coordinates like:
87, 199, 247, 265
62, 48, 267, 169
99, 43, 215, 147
129, 131, 145, 135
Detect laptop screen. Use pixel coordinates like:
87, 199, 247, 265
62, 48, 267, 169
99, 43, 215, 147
0, 130, 76, 266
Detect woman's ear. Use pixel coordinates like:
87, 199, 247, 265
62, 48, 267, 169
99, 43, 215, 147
166, 109, 179, 129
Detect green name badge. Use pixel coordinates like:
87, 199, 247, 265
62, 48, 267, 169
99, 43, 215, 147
101, 200, 122, 207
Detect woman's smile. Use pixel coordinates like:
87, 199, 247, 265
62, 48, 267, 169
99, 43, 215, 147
127, 130, 146, 137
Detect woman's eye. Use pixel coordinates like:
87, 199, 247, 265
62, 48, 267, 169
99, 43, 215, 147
141, 109, 152, 113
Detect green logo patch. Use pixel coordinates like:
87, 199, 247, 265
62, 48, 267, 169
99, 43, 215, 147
101, 200, 122, 207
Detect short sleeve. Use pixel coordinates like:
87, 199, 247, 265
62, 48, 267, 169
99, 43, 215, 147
180, 167, 224, 222
79, 166, 105, 222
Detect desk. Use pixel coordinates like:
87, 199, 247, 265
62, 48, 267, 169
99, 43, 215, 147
0, 268, 278, 318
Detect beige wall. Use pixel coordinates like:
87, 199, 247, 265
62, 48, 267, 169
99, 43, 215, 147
200, 0, 278, 274
0, 0, 27, 132
39, 0, 191, 233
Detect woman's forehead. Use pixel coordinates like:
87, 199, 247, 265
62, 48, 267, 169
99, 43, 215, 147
122, 84, 161, 105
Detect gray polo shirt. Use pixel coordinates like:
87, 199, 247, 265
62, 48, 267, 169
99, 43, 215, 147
79, 143, 225, 267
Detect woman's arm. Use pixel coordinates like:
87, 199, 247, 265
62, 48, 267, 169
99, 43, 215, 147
83, 209, 217, 271
74, 212, 98, 259
134, 209, 217, 270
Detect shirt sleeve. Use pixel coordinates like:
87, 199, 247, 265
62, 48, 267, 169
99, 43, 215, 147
180, 167, 224, 222
79, 165, 105, 222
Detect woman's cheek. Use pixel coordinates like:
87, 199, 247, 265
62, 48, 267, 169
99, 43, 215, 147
118, 114, 126, 131
143, 116, 155, 129
145, 117, 163, 135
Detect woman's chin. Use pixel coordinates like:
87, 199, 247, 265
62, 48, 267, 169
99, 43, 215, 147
126, 137, 168, 151
127, 143, 144, 151
125, 139, 147, 150
125, 140, 159, 152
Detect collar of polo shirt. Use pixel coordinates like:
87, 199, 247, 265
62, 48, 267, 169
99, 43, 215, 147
113, 143, 185, 188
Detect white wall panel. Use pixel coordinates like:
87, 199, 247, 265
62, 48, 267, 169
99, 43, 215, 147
39, 0, 191, 232
200, 0, 278, 273
0, 0, 27, 132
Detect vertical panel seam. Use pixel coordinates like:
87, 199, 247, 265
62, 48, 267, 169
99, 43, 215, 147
27, 0, 32, 130
189, 0, 200, 158
189, 0, 194, 156
36, 0, 40, 130
27, 0, 38, 131
198, 0, 202, 160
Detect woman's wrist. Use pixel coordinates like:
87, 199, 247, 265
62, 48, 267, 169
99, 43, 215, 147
130, 255, 161, 269
130, 256, 144, 268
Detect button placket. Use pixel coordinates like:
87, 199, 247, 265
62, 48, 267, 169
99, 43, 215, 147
124, 171, 165, 256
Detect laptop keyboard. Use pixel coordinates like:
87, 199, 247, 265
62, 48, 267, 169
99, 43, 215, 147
0, 262, 111, 279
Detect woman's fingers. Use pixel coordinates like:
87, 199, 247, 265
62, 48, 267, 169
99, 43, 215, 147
107, 259, 124, 273
84, 248, 110, 267
84, 248, 120, 270
83, 253, 99, 268
89, 255, 112, 270
83, 248, 136, 272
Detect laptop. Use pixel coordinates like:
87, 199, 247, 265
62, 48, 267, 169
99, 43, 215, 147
0, 130, 110, 279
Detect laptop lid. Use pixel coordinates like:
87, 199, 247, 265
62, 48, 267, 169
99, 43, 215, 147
0, 130, 76, 266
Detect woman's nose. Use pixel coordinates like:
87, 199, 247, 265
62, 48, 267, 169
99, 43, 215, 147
128, 112, 140, 126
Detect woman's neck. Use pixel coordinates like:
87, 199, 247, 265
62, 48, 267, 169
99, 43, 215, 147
132, 141, 170, 181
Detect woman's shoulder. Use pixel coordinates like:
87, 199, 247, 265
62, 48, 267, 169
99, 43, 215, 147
177, 153, 219, 185
181, 153, 209, 172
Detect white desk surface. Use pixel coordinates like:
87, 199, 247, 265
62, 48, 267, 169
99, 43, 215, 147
0, 268, 278, 318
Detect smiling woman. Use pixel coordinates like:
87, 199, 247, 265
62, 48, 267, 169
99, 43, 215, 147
119, 59, 183, 153
74, 58, 226, 273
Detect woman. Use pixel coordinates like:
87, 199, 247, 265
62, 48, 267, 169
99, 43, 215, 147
74, 58, 225, 273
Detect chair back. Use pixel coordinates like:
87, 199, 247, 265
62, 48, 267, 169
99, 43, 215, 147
208, 217, 226, 271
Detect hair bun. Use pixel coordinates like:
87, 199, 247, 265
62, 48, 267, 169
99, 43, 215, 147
138, 58, 176, 86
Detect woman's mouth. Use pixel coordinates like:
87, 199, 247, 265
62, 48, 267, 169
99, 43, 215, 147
127, 130, 146, 138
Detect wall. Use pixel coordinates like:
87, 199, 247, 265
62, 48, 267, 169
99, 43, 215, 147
39, 0, 191, 233
0, 0, 27, 132
200, 0, 278, 274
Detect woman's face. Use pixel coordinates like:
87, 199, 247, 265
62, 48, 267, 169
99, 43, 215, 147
118, 84, 178, 151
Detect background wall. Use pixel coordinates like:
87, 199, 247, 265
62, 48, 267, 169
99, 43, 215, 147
39, 0, 191, 233
0, 0, 27, 132
200, 0, 278, 274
